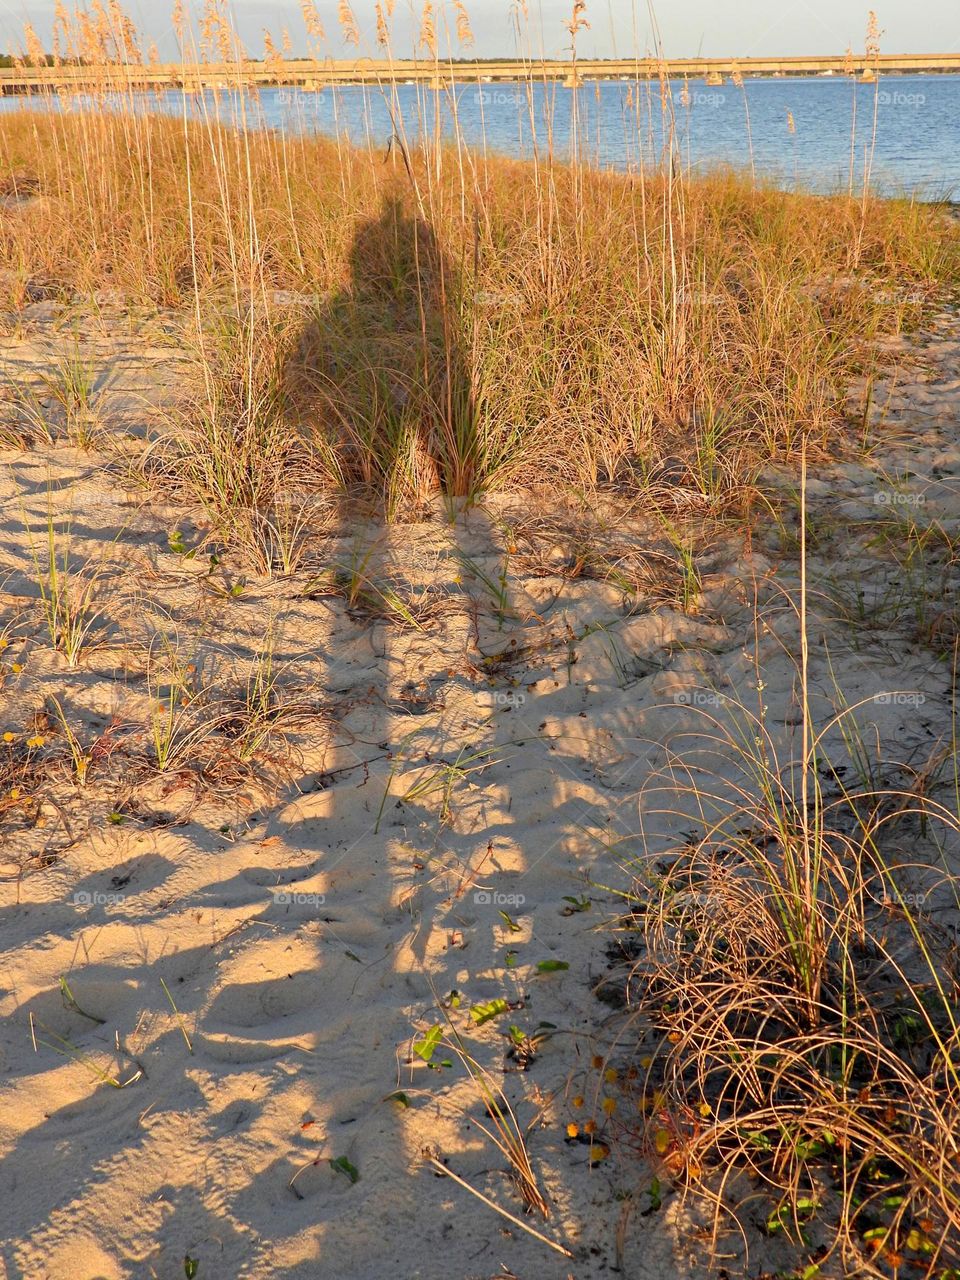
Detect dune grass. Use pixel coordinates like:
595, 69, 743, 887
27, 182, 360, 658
625, 666, 960, 1273
1, 3, 959, 1273
0, 28, 957, 521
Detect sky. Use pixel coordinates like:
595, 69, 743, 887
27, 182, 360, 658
4, 1, 960, 62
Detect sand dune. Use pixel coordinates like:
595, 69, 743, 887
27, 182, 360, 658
1, 300, 959, 1278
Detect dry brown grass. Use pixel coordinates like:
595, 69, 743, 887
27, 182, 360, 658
2, 6, 960, 1272
0, 101, 956, 516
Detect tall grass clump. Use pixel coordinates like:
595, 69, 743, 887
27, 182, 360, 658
628, 719, 960, 1272
622, 475, 960, 1272
0, 1, 957, 515
141, 305, 316, 569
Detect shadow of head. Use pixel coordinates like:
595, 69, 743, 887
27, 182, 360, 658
290, 191, 478, 506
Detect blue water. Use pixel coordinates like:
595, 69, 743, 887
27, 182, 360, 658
7, 74, 960, 198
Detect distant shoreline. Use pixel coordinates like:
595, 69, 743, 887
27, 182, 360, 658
3, 52, 960, 95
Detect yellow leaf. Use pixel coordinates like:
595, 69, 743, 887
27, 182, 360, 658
588, 1144, 609, 1162
698, 1102, 712, 1118
566, 1122, 579, 1138
602, 1097, 617, 1116
571, 1095, 584, 1109
654, 1128, 671, 1155
604, 1067, 618, 1084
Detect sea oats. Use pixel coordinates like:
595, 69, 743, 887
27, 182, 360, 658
337, 1, 360, 47
171, 0, 185, 45
563, 0, 589, 38
420, 2, 438, 58
301, 0, 325, 42
375, 3, 389, 49
866, 10, 883, 58
454, 1, 475, 48
22, 22, 46, 67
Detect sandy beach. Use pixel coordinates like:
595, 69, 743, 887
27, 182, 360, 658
1, 2, 960, 1271
0, 290, 958, 1278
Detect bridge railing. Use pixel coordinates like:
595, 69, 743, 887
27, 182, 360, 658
1, 54, 959, 92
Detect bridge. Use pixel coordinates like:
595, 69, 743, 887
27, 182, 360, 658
1, 53, 959, 94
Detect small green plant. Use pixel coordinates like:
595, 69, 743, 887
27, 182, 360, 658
59, 976, 104, 1025
396, 742, 503, 827
145, 633, 213, 772
42, 344, 100, 447
470, 998, 509, 1027
329, 1155, 359, 1185
560, 894, 591, 914
47, 695, 92, 786
413, 1007, 571, 1257
658, 515, 702, 613
160, 976, 194, 1054
29, 1012, 142, 1089
305, 540, 426, 629
219, 626, 306, 767
453, 545, 514, 629
29, 511, 107, 667
167, 529, 197, 558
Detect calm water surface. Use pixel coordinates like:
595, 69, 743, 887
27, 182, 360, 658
7, 74, 960, 197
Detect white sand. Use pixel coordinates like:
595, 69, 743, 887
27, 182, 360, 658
1, 300, 959, 1278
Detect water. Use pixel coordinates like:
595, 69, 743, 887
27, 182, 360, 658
8, 73, 960, 198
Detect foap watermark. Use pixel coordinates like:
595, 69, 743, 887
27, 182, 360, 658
474, 890, 526, 908
277, 87, 325, 107
685, 90, 725, 108
873, 489, 925, 507
274, 890, 326, 907
873, 692, 926, 707
673, 690, 722, 707
877, 89, 926, 109
69, 482, 143, 514
473, 289, 523, 309
870, 286, 925, 306
882, 891, 927, 908
474, 88, 524, 108
268, 288, 326, 309
671, 890, 722, 914
479, 689, 527, 710
677, 285, 723, 306
73, 890, 124, 907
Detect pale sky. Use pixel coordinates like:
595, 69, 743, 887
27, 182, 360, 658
6, 1, 960, 61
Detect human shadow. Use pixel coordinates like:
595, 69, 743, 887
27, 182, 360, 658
230, 189, 613, 1275
288, 189, 478, 513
